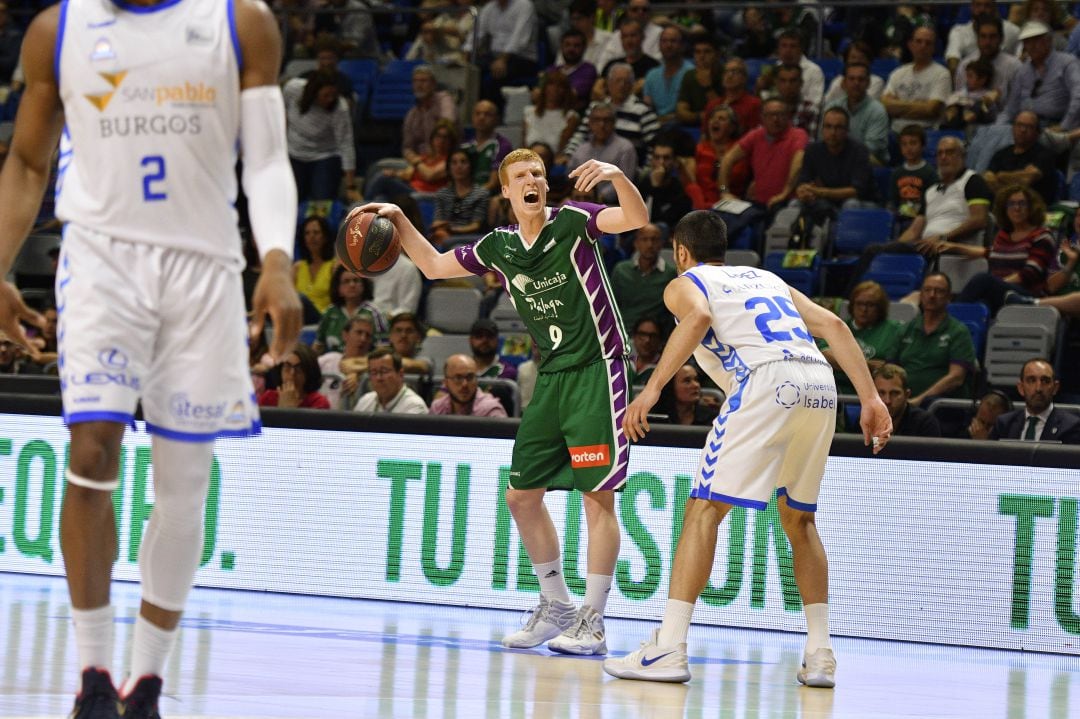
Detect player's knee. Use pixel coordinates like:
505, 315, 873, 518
504, 487, 541, 516
68, 421, 125, 480
778, 501, 815, 539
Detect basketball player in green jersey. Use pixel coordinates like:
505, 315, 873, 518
359, 152, 648, 654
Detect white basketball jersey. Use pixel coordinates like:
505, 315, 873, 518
56, 0, 243, 266
681, 264, 829, 394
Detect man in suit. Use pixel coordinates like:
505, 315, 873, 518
990, 358, 1080, 443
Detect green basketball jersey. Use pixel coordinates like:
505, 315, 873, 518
454, 202, 630, 372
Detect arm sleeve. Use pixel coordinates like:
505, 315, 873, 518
1061, 57, 1080, 130
964, 173, 993, 204
333, 100, 355, 172
240, 85, 298, 261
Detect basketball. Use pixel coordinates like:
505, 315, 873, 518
335, 211, 401, 277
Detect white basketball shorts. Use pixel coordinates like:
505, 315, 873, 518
690, 360, 836, 512
56, 225, 260, 440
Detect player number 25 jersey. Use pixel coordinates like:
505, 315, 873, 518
455, 202, 629, 373
682, 264, 829, 394
55, 0, 244, 267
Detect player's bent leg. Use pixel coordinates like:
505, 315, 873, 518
63, 421, 126, 719
604, 498, 729, 682
502, 487, 576, 648
120, 436, 214, 716
550, 491, 616, 656
778, 497, 836, 689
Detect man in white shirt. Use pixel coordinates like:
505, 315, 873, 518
945, 0, 1020, 76
882, 27, 952, 133
953, 13, 1021, 111
467, 0, 539, 104
354, 347, 429, 414
765, 29, 824, 108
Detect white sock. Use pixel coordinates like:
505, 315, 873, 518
804, 603, 832, 653
657, 599, 695, 648
71, 605, 114, 672
121, 615, 177, 694
533, 558, 571, 604
584, 573, 613, 614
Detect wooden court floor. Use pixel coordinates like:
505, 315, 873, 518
1, 573, 1077, 718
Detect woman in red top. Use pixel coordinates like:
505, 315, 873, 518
957, 184, 1057, 314
258, 345, 332, 409
365, 121, 457, 200
692, 104, 749, 208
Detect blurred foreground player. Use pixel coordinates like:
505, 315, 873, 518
359, 150, 647, 655
604, 211, 891, 687
0, 0, 301, 716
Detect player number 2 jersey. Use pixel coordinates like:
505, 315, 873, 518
455, 202, 629, 373
682, 264, 829, 394
55, 0, 243, 267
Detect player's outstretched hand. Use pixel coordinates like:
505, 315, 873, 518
353, 202, 405, 224
623, 386, 660, 442
860, 396, 893, 455
0, 281, 45, 360
569, 160, 624, 194
250, 250, 302, 365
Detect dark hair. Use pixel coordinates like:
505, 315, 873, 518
654, 363, 708, 424
300, 70, 340, 114
446, 148, 475, 180
368, 346, 403, 371
842, 40, 874, 65
776, 63, 802, 80
843, 61, 870, 78
329, 263, 374, 307
872, 362, 909, 390
1020, 356, 1056, 381
979, 388, 1013, 413
287, 344, 324, 394
823, 106, 850, 127
672, 210, 728, 264
993, 183, 1046, 232
313, 33, 340, 57
923, 272, 953, 292
298, 216, 335, 263
632, 315, 663, 336
536, 70, 574, 118
568, 0, 596, 19
390, 311, 424, 334
561, 27, 587, 44
972, 11, 1004, 38
899, 123, 927, 146
777, 28, 803, 49
966, 57, 995, 84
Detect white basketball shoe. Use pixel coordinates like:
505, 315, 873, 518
797, 648, 837, 688
548, 604, 607, 655
502, 595, 577, 649
602, 629, 690, 683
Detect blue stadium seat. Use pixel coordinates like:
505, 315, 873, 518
816, 57, 843, 88
868, 253, 925, 278
831, 207, 894, 256
948, 302, 991, 360
870, 57, 899, 81
765, 251, 820, 296
338, 59, 378, 89
369, 71, 416, 121
861, 271, 921, 300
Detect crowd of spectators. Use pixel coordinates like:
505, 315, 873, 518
3, 0, 1080, 441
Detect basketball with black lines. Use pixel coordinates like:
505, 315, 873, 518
335, 211, 401, 277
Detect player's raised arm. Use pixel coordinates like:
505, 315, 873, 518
235, 0, 303, 362
789, 287, 892, 453
355, 202, 473, 280
623, 275, 713, 441
570, 159, 649, 235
